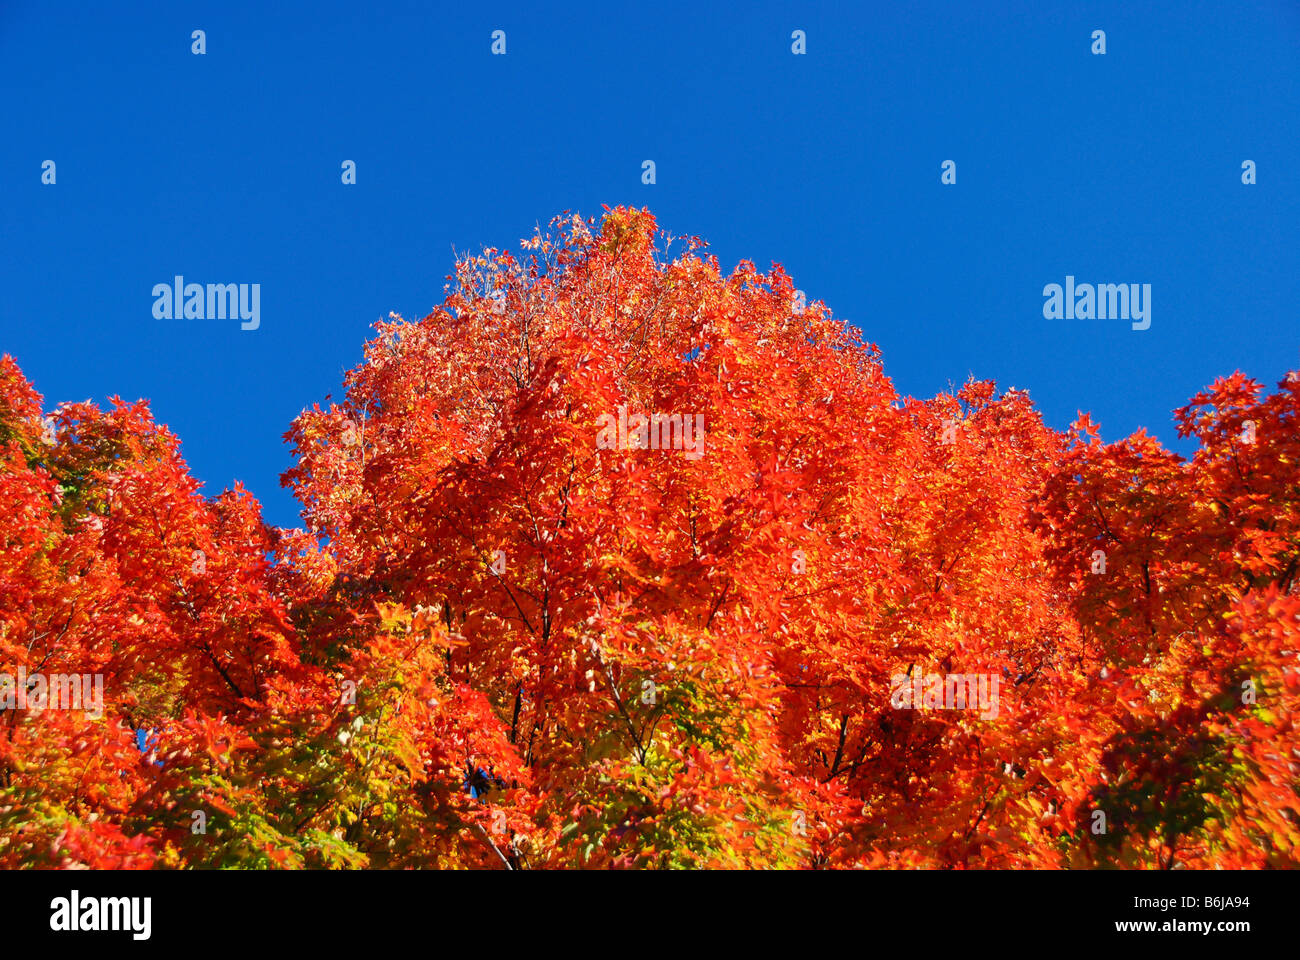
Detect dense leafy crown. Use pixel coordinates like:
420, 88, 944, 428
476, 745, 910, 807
1, 208, 1296, 868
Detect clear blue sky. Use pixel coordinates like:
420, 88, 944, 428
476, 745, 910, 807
3, 1, 1297, 529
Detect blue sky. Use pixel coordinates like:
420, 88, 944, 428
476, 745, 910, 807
2, 1, 1297, 528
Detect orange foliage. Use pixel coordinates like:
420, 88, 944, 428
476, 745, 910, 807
1, 209, 1295, 868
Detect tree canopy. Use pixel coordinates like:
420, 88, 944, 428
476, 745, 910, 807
2, 207, 1296, 868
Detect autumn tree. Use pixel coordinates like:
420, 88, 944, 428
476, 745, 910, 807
1, 208, 1295, 869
